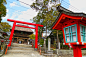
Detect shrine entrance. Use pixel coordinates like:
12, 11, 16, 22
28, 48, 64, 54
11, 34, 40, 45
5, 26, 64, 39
7, 19, 43, 50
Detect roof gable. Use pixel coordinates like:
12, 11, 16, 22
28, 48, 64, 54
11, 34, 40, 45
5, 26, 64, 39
52, 11, 86, 30
12, 24, 33, 33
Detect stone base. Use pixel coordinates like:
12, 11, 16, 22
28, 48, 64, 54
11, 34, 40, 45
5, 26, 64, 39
8, 47, 11, 50
0, 54, 2, 57
34, 48, 37, 51
47, 50, 53, 54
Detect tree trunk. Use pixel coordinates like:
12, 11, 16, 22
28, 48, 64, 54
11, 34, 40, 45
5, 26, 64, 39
57, 30, 59, 49
0, 15, 1, 23
56, 30, 59, 55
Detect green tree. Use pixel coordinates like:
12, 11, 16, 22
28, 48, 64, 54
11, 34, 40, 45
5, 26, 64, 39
39, 39, 44, 46
0, 0, 7, 22
31, 0, 60, 39
29, 34, 35, 39
31, 0, 60, 52
51, 30, 63, 42
0, 22, 11, 32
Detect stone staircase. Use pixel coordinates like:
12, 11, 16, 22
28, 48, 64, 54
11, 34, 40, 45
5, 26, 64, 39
2, 43, 45, 57
12, 43, 32, 48
7, 43, 34, 54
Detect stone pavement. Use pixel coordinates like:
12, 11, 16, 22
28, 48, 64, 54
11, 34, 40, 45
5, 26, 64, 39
2, 43, 86, 57
2, 43, 45, 57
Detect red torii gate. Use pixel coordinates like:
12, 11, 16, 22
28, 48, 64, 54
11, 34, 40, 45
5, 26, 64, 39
7, 19, 43, 50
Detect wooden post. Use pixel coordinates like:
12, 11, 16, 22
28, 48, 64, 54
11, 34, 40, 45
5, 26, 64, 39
13, 37, 14, 43
17, 37, 18, 43
24, 39, 25, 44
57, 30, 59, 55
27, 38, 28, 44
57, 30, 59, 49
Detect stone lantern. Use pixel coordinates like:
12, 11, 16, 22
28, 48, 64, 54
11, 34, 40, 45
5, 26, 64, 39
0, 29, 5, 55
0, 29, 4, 45
0, 29, 9, 56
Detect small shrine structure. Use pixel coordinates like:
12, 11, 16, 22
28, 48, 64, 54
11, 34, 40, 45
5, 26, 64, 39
11, 24, 33, 44
52, 6, 86, 57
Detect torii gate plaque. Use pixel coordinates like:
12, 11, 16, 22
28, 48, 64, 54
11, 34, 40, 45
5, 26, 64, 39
7, 19, 43, 50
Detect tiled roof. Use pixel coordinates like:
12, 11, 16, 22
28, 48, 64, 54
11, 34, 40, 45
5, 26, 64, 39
14, 24, 33, 33
51, 5, 86, 29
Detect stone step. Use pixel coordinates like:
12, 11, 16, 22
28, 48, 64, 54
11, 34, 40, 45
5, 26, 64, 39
2, 43, 46, 57
7, 50, 38, 54
11, 47, 34, 50
43, 53, 56, 57
12, 45, 32, 47
11, 43, 32, 48
47, 50, 53, 54
2, 52, 46, 57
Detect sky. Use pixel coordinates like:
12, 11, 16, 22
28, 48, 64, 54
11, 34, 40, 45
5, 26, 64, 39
2, 0, 86, 36
2, 0, 37, 25
2, 0, 38, 34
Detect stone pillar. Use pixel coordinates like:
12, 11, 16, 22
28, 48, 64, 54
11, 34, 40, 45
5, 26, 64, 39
44, 38, 46, 52
59, 42, 60, 49
48, 38, 51, 51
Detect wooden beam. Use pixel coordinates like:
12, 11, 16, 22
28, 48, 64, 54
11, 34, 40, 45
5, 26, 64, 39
16, 25, 36, 29
13, 37, 29, 39
7, 19, 43, 27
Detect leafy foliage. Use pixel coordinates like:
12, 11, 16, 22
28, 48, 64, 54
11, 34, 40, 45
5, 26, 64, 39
29, 34, 35, 39
31, 0, 60, 39
49, 30, 63, 43
0, 0, 7, 22
39, 39, 44, 46
60, 43, 69, 49
0, 22, 11, 32
30, 1, 61, 50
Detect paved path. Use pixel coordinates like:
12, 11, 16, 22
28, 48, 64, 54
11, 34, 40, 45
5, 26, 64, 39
2, 43, 45, 57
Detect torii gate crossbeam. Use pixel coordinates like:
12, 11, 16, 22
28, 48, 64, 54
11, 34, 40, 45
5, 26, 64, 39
7, 19, 43, 50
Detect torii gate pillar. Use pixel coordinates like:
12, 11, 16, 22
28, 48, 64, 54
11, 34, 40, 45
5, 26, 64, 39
8, 22, 16, 49
7, 19, 43, 50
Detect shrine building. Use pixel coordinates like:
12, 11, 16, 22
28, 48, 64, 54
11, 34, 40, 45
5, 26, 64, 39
11, 24, 33, 44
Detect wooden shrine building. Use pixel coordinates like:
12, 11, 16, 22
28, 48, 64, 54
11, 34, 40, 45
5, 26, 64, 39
11, 24, 33, 44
